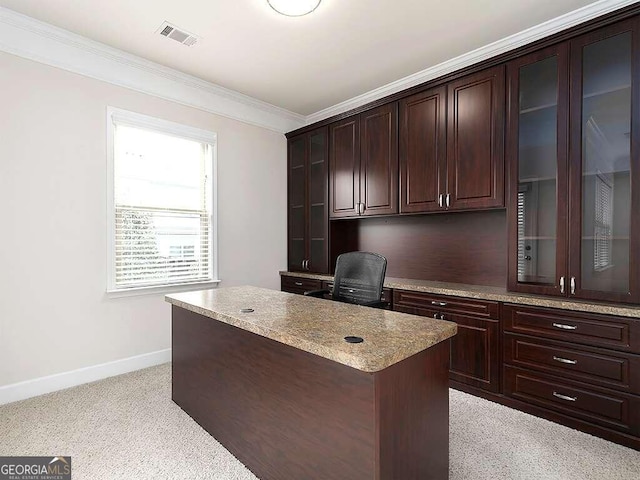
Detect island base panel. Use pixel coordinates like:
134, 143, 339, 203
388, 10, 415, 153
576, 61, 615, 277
171, 306, 450, 480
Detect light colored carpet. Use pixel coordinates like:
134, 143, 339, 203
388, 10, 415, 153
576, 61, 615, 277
0, 364, 638, 479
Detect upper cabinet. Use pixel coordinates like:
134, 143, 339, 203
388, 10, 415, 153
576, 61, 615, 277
507, 44, 570, 297
507, 18, 640, 303
399, 87, 447, 213
399, 67, 505, 214
329, 103, 398, 218
447, 66, 505, 211
287, 127, 329, 274
568, 20, 639, 303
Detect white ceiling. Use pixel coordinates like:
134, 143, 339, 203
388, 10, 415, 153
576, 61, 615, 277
0, 0, 605, 116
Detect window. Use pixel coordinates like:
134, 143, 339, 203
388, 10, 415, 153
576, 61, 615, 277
107, 107, 218, 293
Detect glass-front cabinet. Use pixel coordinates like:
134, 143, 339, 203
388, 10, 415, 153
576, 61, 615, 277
569, 21, 638, 303
508, 19, 639, 303
507, 45, 569, 297
287, 127, 329, 274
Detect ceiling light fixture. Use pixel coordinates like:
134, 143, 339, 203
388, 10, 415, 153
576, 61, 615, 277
267, 0, 321, 17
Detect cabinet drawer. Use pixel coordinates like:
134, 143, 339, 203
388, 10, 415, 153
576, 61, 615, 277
281, 276, 322, 295
322, 281, 393, 307
503, 304, 640, 353
504, 333, 640, 393
393, 290, 499, 319
504, 365, 640, 435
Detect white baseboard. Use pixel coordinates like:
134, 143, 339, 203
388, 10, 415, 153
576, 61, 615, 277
0, 349, 171, 406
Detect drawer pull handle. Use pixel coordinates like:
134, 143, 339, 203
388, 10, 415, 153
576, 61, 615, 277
431, 301, 448, 306
552, 323, 578, 331
294, 282, 303, 286
553, 391, 577, 402
553, 356, 578, 365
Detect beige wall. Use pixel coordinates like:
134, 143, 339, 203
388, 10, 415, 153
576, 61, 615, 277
0, 52, 287, 386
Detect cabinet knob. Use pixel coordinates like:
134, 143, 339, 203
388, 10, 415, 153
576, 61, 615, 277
445, 193, 451, 209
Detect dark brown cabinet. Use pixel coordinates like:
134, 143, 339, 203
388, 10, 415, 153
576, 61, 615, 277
281, 276, 322, 295
446, 66, 505, 211
393, 290, 501, 392
503, 303, 640, 438
504, 365, 640, 436
399, 67, 505, 214
288, 127, 329, 273
329, 104, 398, 218
399, 87, 447, 213
507, 19, 640, 303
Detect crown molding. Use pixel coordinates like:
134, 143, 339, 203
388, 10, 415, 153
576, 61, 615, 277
0, 6, 305, 133
1, 1, 637, 133
305, 0, 639, 126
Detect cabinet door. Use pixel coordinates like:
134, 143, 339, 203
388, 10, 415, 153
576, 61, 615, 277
329, 117, 360, 218
392, 289, 500, 393
569, 19, 640, 303
308, 127, 329, 273
448, 313, 501, 393
399, 87, 447, 213
360, 103, 399, 216
507, 45, 570, 297
288, 135, 307, 272
447, 66, 505, 210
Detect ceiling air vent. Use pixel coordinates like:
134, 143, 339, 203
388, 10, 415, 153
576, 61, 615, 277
156, 21, 199, 47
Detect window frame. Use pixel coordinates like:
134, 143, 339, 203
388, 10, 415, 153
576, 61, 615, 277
106, 107, 219, 296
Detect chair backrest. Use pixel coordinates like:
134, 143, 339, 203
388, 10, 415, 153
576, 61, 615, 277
332, 252, 387, 305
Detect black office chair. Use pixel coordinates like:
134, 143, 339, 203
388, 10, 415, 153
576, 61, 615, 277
304, 252, 388, 308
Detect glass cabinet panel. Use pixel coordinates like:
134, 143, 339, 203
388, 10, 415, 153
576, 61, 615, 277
516, 56, 559, 286
579, 32, 631, 295
308, 130, 328, 272
288, 136, 306, 271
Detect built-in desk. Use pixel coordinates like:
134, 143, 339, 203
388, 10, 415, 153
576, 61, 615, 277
166, 286, 457, 479
280, 271, 640, 450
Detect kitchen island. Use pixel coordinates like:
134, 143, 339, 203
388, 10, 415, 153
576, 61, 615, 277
166, 286, 457, 480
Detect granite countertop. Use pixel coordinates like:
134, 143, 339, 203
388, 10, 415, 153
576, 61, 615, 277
279, 271, 640, 318
166, 286, 457, 373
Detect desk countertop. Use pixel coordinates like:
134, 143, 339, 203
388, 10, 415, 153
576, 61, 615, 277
166, 286, 457, 373
280, 271, 640, 318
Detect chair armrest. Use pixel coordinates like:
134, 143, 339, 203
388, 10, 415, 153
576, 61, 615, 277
303, 289, 331, 298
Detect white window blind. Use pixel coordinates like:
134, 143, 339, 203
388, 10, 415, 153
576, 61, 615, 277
594, 174, 613, 271
517, 190, 526, 281
107, 108, 217, 293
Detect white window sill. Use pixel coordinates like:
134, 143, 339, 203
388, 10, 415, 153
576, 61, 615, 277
106, 279, 221, 298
